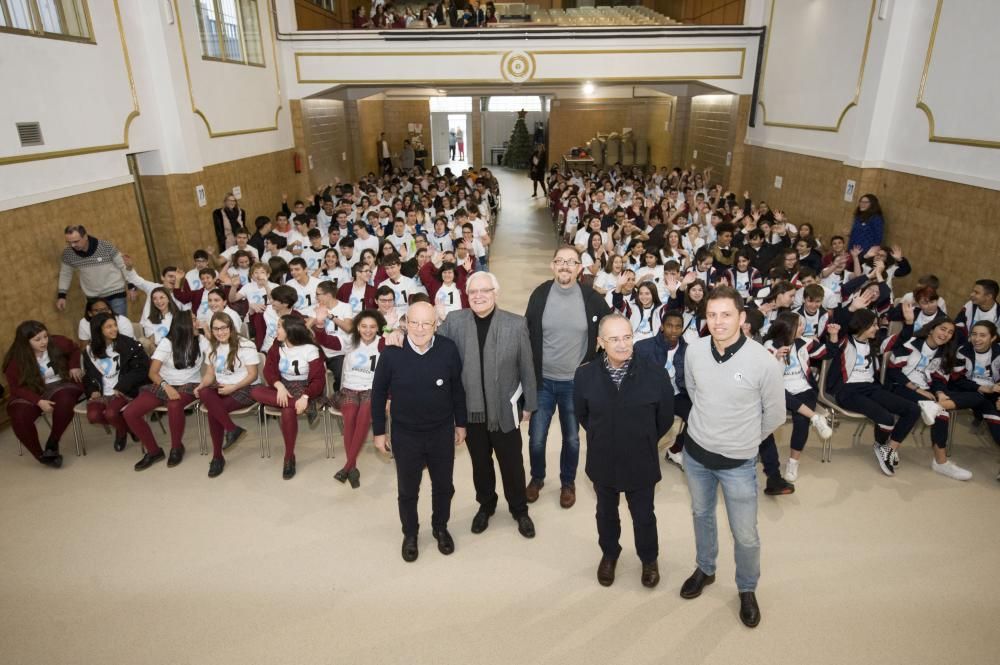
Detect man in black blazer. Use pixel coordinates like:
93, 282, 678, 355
574, 313, 674, 588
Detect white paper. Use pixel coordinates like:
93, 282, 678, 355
511, 383, 523, 426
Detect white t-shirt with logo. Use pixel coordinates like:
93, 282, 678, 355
379, 276, 417, 313
341, 338, 382, 391
317, 300, 355, 357
290, 277, 322, 316
37, 351, 61, 385
88, 347, 121, 396
210, 338, 260, 386
278, 344, 320, 382
78, 315, 135, 342
847, 339, 876, 384
153, 337, 209, 385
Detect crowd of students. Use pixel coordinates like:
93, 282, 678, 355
352, 0, 498, 29
3, 159, 999, 492
4, 165, 499, 481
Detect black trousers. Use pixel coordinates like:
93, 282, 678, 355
466, 422, 529, 518
393, 424, 455, 537
673, 393, 692, 451
594, 483, 658, 564
758, 436, 781, 479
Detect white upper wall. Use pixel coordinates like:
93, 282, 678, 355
747, 0, 1000, 190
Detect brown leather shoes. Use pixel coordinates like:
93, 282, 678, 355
559, 483, 576, 509
597, 556, 617, 586
525, 479, 543, 503
641, 561, 660, 588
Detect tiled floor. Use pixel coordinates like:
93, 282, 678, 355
1, 169, 998, 665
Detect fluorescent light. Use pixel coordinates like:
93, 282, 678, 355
582, 82, 595, 95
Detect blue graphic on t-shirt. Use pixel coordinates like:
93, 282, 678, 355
214, 350, 228, 374
98, 357, 116, 377
349, 295, 361, 313
278, 356, 291, 374
350, 351, 368, 370
973, 363, 987, 379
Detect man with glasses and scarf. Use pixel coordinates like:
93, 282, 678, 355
524, 246, 610, 509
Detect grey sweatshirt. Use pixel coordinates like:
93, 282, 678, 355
58, 237, 128, 299
684, 335, 786, 460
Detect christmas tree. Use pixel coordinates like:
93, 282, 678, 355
502, 110, 532, 169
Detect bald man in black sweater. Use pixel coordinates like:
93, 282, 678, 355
372, 301, 467, 563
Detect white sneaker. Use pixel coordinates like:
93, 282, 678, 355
785, 458, 799, 482
810, 413, 833, 440
918, 400, 942, 427
890, 449, 900, 467
931, 459, 972, 481
666, 449, 684, 470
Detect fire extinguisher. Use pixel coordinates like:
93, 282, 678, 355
293, 152, 303, 174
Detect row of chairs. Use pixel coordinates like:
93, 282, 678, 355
527, 5, 679, 26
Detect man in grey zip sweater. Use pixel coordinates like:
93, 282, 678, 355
56, 225, 131, 317
679, 286, 785, 629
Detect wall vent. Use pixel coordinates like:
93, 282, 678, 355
16, 122, 44, 147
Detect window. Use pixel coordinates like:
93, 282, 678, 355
487, 96, 544, 113
0, 0, 93, 42
195, 0, 264, 66
429, 96, 473, 113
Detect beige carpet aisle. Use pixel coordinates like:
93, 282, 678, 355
1, 169, 998, 665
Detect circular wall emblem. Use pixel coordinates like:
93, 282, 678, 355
500, 50, 536, 83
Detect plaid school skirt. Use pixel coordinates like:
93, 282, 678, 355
213, 384, 257, 408
139, 382, 199, 400
8, 380, 83, 408
333, 387, 372, 409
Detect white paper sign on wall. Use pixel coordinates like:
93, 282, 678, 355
844, 179, 856, 202
232, 186, 242, 200
195, 185, 207, 207
692, 150, 698, 159
774, 176, 783, 189
726, 151, 732, 166
308, 155, 314, 169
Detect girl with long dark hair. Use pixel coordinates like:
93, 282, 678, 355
3, 321, 85, 466
82, 312, 150, 452
196, 312, 261, 478
125, 312, 207, 471
250, 316, 325, 479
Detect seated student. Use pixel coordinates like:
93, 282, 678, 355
82, 312, 151, 452
819, 251, 854, 310
605, 269, 637, 316
78, 298, 134, 346
378, 255, 418, 316
195, 287, 241, 336
793, 283, 830, 341
219, 229, 260, 265
421, 260, 470, 321
630, 282, 662, 343
884, 308, 972, 481
459, 223, 489, 271
375, 285, 403, 332
260, 285, 300, 353
794, 237, 823, 274
727, 248, 763, 302
955, 278, 999, 339
126, 313, 207, 472
760, 312, 835, 482
286, 258, 322, 317
820, 235, 847, 268
710, 222, 738, 270
353, 220, 379, 256
338, 262, 377, 315
634, 309, 689, 469
222, 250, 254, 290
272, 211, 305, 249
309, 280, 352, 387
229, 261, 272, 350
888, 285, 944, 334
331, 310, 387, 488
196, 312, 261, 478
952, 321, 1000, 466
3, 320, 85, 467
250, 316, 325, 480
428, 218, 454, 254
678, 277, 707, 344
858, 245, 911, 298
248, 215, 272, 257
300, 229, 328, 273
140, 287, 180, 346
826, 308, 920, 477
754, 281, 796, 336
261, 233, 293, 264
687, 247, 719, 286
592, 254, 624, 296
183, 250, 212, 291
314, 248, 350, 288
174, 268, 227, 323
635, 250, 664, 294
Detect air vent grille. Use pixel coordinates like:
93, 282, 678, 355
16, 122, 44, 147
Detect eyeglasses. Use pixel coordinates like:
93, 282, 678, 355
377, 297, 395, 303
553, 259, 581, 267
467, 288, 495, 297
211, 326, 230, 332
407, 320, 435, 329
602, 335, 633, 345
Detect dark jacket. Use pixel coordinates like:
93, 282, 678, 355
212, 207, 247, 254
574, 356, 674, 490
82, 336, 150, 398
633, 334, 687, 397
525, 279, 610, 384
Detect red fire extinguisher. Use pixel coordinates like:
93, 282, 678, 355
293, 152, 303, 174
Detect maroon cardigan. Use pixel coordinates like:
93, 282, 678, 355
4, 335, 81, 405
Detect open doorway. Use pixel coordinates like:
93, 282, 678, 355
429, 96, 473, 169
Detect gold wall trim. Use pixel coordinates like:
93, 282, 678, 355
295, 47, 746, 84
173, 0, 282, 138
0, 0, 140, 166
916, 0, 1000, 149
758, 0, 875, 132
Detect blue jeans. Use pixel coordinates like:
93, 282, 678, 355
91, 294, 128, 317
528, 378, 580, 487
684, 453, 760, 592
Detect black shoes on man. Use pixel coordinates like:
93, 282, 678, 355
470, 509, 536, 539
680, 568, 761, 628
400, 529, 457, 562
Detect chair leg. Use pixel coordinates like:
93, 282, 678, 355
73, 413, 85, 456
323, 410, 331, 459
946, 410, 955, 458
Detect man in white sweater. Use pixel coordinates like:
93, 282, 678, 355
679, 286, 785, 629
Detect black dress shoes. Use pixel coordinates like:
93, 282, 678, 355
597, 556, 617, 586
208, 458, 225, 478
401, 535, 419, 562
167, 446, 185, 468
334, 468, 349, 483
347, 468, 360, 489
134, 448, 166, 471
432, 528, 455, 555
114, 433, 128, 452
471, 509, 492, 534
641, 561, 660, 588
40, 448, 63, 469
282, 457, 296, 480
516, 515, 535, 539
739, 592, 761, 628
223, 426, 246, 451
680, 568, 715, 599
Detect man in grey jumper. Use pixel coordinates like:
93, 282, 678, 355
56, 225, 131, 317
679, 286, 785, 629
